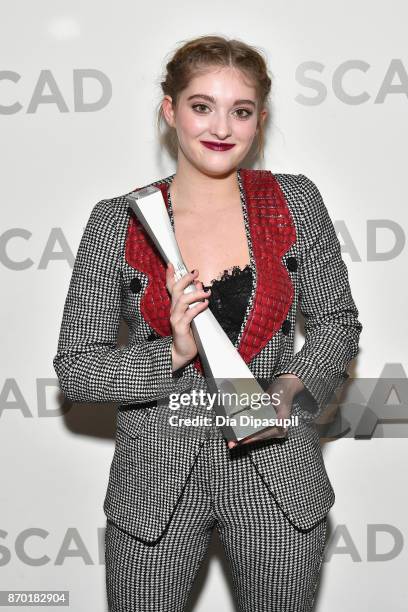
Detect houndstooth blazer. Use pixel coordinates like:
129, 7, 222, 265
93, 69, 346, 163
53, 168, 362, 544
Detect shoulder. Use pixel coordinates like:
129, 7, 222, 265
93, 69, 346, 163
85, 173, 173, 253
98, 173, 174, 222
80, 197, 126, 246
271, 171, 330, 230
272, 171, 323, 209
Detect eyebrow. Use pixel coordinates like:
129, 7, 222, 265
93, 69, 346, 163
186, 93, 256, 107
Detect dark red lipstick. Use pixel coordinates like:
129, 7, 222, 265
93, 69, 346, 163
200, 140, 236, 151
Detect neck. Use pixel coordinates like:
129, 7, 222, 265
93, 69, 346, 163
169, 157, 241, 214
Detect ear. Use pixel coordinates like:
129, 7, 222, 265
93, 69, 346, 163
258, 108, 268, 128
162, 95, 176, 128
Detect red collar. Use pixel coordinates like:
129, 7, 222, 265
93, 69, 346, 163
125, 168, 296, 375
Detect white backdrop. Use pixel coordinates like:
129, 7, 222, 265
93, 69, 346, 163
1, 1, 407, 610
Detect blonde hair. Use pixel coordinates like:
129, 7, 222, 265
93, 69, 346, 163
156, 35, 272, 162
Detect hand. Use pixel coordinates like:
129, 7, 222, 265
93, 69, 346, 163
226, 375, 303, 449
166, 263, 211, 370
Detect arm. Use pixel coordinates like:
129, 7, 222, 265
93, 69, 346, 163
53, 199, 193, 404
274, 174, 363, 422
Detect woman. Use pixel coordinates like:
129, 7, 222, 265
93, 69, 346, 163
53, 35, 362, 611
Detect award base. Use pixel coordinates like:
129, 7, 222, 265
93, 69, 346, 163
214, 403, 287, 443
208, 377, 286, 443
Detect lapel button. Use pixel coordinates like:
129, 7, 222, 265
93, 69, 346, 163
129, 278, 142, 294
286, 256, 298, 272
282, 319, 291, 335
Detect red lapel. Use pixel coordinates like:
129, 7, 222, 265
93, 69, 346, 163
125, 169, 296, 375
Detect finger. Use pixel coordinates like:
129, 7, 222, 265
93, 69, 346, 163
167, 267, 198, 295
184, 294, 211, 318
175, 296, 210, 329
166, 261, 176, 279
172, 286, 211, 322
275, 412, 292, 424
166, 262, 177, 293
183, 286, 211, 307
170, 295, 210, 334
176, 269, 199, 292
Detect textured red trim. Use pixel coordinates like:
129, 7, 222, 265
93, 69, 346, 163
125, 169, 296, 375
125, 190, 172, 338
237, 169, 296, 362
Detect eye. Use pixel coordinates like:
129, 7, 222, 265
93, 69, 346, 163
191, 104, 253, 119
192, 103, 210, 113
234, 108, 253, 119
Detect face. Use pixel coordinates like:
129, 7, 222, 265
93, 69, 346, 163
162, 66, 267, 177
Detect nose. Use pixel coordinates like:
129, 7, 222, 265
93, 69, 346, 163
209, 112, 232, 140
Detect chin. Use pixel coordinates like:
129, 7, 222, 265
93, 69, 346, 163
195, 155, 241, 175
197, 163, 238, 178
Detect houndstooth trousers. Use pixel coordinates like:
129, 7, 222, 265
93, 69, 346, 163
104, 425, 328, 612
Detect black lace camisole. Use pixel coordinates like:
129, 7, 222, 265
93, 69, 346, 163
201, 264, 253, 345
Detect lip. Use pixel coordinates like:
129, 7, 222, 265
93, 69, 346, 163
200, 140, 236, 151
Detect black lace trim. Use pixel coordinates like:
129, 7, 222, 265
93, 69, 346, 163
202, 264, 252, 290
201, 264, 253, 345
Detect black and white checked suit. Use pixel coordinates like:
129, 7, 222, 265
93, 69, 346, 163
53, 169, 362, 611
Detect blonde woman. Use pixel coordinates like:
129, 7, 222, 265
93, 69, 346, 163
54, 35, 362, 611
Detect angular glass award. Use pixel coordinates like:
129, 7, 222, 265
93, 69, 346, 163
126, 187, 285, 442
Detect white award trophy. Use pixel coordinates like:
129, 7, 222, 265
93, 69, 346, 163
126, 187, 285, 442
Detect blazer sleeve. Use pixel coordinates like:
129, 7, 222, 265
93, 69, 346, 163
274, 174, 363, 422
53, 199, 193, 404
